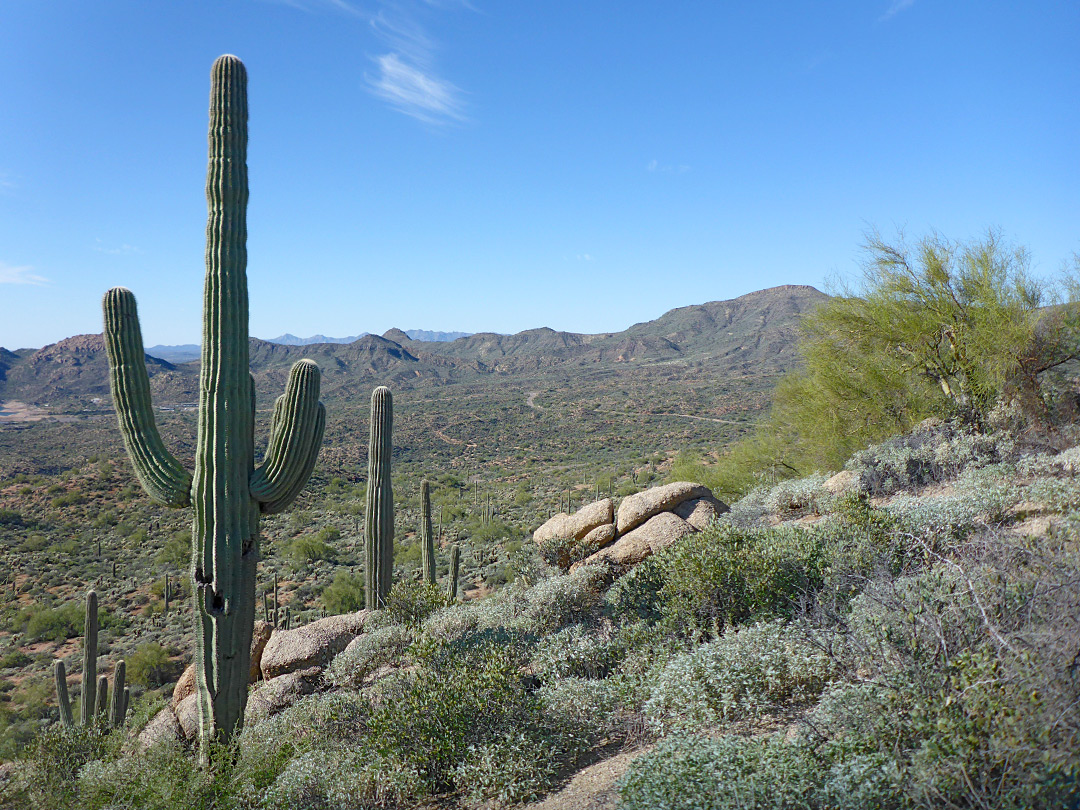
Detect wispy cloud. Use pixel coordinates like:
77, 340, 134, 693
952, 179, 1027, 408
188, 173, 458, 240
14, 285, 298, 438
257, 0, 362, 15
0, 262, 48, 285
880, 0, 915, 21
93, 239, 141, 255
364, 1, 468, 124
647, 159, 690, 174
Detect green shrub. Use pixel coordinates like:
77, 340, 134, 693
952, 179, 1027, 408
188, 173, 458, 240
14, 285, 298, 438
327, 623, 411, 688
126, 643, 178, 688
319, 570, 365, 614
288, 534, 334, 566
619, 732, 826, 810
384, 581, 451, 628
644, 619, 835, 730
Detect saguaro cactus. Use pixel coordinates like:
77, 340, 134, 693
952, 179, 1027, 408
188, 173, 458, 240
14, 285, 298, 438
365, 386, 394, 608
81, 590, 98, 726
447, 544, 460, 600
54, 661, 73, 727
110, 660, 127, 728
102, 55, 325, 752
420, 479, 436, 585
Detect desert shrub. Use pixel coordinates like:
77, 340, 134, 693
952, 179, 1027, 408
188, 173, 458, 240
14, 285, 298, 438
845, 419, 1013, 497
618, 732, 826, 810
155, 530, 190, 569
537, 533, 603, 571
127, 643, 179, 688
644, 619, 836, 730
530, 620, 657, 681
288, 534, 333, 566
21, 603, 84, 642
7, 723, 118, 809
649, 523, 829, 634
319, 570, 365, 614
510, 564, 608, 634
327, 623, 412, 689
384, 580, 451, 628
763, 472, 832, 517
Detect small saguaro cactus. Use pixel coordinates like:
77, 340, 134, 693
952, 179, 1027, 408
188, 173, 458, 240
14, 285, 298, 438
365, 386, 394, 608
102, 55, 325, 753
446, 544, 460, 600
420, 479, 436, 586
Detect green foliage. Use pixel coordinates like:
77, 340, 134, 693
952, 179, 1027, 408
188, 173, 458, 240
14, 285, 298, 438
288, 534, 334, 566
384, 580, 452, 628
696, 231, 1080, 498
125, 643, 177, 689
319, 570, 365, 614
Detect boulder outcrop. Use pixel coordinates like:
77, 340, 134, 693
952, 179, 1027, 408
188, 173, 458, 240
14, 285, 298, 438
616, 482, 711, 534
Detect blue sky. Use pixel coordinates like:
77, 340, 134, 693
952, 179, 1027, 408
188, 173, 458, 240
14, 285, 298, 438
1, 1, 1077, 349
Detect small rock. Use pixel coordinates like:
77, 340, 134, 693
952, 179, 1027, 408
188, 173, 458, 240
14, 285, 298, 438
673, 496, 729, 530
261, 610, 371, 680
616, 482, 712, 535
574, 512, 696, 571
534, 499, 615, 544
823, 470, 858, 496
581, 522, 617, 549
137, 706, 182, 751
245, 666, 322, 725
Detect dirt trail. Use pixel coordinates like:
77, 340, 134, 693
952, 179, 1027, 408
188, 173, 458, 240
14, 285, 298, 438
524, 746, 650, 810
526, 391, 543, 411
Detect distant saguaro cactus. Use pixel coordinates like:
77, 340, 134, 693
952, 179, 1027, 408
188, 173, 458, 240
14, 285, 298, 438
365, 387, 394, 607
101, 55, 325, 754
447, 544, 460, 600
53, 661, 73, 727
420, 479, 436, 585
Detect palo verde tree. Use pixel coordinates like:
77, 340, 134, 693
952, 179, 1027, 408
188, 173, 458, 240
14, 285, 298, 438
682, 230, 1080, 493
102, 55, 325, 755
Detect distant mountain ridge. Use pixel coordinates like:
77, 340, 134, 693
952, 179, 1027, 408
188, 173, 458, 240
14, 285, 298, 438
0, 285, 826, 407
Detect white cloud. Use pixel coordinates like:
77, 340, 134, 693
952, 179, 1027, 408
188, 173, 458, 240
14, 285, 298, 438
881, 0, 915, 21
0, 262, 48, 285
257, 0, 362, 15
367, 53, 465, 123
363, 1, 468, 125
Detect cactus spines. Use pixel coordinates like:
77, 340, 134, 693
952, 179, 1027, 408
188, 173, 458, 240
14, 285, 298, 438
54, 661, 73, 727
420, 479, 435, 586
447, 544, 460, 600
110, 660, 127, 727
101, 55, 324, 753
81, 590, 98, 725
365, 386, 394, 608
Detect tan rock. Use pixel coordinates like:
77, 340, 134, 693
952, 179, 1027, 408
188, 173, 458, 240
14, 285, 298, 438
823, 470, 858, 496
534, 498, 615, 544
616, 482, 712, 534
581, 522, 617, 550
673, 496, 729, 530
174, 693, 200, 741
245, 666, 323, 725
574, 512, 696, 572
137, 706, 182, 750
261, 609, 371, 680
171, 663, 196, 707
250, 620, 273, 682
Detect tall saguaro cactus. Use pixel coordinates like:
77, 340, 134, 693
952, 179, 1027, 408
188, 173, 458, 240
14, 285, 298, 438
420, 479, 436, 585
102, 55, 325, 753
81, 590, 98, 726
365, 386, 394, 608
